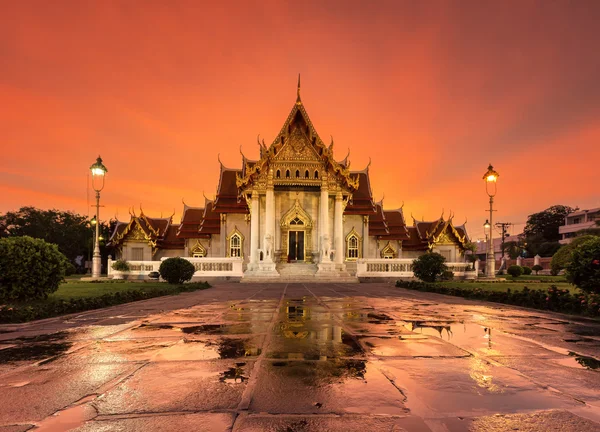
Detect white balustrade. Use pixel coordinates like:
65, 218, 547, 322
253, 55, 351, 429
108, 257, 244, 279
356, 259, 477, 279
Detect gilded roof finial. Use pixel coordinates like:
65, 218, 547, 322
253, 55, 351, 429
296, 74, 301, 105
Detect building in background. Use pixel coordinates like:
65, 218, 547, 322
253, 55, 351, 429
559, 208, 600, 244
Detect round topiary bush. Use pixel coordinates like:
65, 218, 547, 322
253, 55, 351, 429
566, 237, 600, 294
111, 259, 130, 272
441, 270, 454, 281
0, 236, 69, 300
412, 252, 447, 283
522, 266, 532, 275
507, 265, 524, 278
532, 264, 543, 275
159, 257, 195, 284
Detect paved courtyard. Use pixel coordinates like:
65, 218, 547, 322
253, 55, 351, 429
1, 282, 600, 431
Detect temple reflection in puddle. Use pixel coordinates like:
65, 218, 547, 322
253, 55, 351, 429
269, 299, 363, 361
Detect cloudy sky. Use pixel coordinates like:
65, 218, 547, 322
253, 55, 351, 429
1, 0, 599, 240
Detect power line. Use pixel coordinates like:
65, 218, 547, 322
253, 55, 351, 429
495, 222, 513, 257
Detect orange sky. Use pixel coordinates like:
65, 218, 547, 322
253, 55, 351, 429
1, 1, 599, 241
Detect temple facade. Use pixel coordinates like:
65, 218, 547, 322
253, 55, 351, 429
109, 80, 472, 280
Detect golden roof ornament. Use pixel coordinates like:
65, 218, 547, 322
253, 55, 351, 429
296, 74, 302, 105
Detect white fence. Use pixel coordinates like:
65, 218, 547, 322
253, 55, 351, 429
107, 257, 244, 279
356, 259, 477, 279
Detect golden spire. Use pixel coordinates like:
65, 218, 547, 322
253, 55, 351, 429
296, 74, 301, 105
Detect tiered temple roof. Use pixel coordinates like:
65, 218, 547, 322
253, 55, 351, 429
403, 214, 470, 251
108, 211, 183, 254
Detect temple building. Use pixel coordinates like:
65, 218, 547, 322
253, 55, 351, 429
108, 79, 472, 280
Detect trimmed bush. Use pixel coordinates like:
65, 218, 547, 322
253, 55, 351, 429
395, 280, 600, 317
111, 259, 130, 271
522, 266, 532, 275
507, 265, 524, 278
551, 235, 597, 275
566, 237, 600, 294
0, 282, 211, 323
532, 264, 543, 275
412, 252, 447, 283
159, 257, 196, 284
441, 270, 454, 281
0, 236, 69, 301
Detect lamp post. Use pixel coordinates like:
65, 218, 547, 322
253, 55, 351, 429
88, 216, 97, 274
483, 164, 499, 278
90, 156, 107, 279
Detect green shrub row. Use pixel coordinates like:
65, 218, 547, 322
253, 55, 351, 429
0, 282, 211, 324
395, 280, 600, 317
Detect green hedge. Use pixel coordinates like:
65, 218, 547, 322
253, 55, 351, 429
0, 282, 210, 323
395, 280, 600, 317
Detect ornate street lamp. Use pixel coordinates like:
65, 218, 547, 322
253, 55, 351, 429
483, 164, 499, 278
90, 156, 107, 278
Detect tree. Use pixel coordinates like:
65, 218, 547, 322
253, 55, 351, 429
523, 205, 577, 243
566, 237, 600, 294
504, 241, 522, 259
551, 235, 598, 274
0, 207, 115, 270
412, 252, 448, 283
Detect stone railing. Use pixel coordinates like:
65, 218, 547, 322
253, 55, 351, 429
183, 257, 243, 276
356, 259, 415, 277
356, 259, 477, 280
107, 257, 244, 279
107, 259, 161, 280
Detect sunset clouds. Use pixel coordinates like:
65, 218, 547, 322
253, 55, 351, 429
1, 1, 599, 240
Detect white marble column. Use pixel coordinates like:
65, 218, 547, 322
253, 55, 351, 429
264, 184, 275, 263
320, 180, 330, 262
334, 192, 344, 266
250, 190, 259, 266
363, 215, 369, 259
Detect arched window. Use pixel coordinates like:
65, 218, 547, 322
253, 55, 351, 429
314, 170, 319, 179
276, 170, 281, 179
226, 227, 245, 258
286, 170, 290, 178
296, 170, 300, 178
381, 242, 397, 259
345, 228, 362, 261
190, 241, 207, 258
305, 170, 309, 178
230, 234, 241, 257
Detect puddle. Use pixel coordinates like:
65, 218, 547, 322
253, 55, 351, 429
267, 359, 367, 382
565, 352, 600, 370
35, 403, 96, 431
152, 337, 261, 361
0, 342, 72, 363
216, 338, 261, 358
219, 362, 248, 383
181, 323, 257, 335
11, 331, 70, 343
136, 324, 176, 331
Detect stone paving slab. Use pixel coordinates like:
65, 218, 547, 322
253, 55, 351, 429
0, 282, 599, 431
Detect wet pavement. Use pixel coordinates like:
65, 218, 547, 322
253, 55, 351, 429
1, 282, 600, 431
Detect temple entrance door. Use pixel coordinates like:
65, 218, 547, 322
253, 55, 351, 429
288, 231, 305, 261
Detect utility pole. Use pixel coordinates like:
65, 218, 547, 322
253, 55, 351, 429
495, 222, 513, 259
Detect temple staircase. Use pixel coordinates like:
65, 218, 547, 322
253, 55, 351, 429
241, 262, 358, 283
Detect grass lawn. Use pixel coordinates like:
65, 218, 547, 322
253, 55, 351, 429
437, 280, 580, 294
503, 275, 567, 283
1, 281, 211, 323
50, 281, 175, 300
